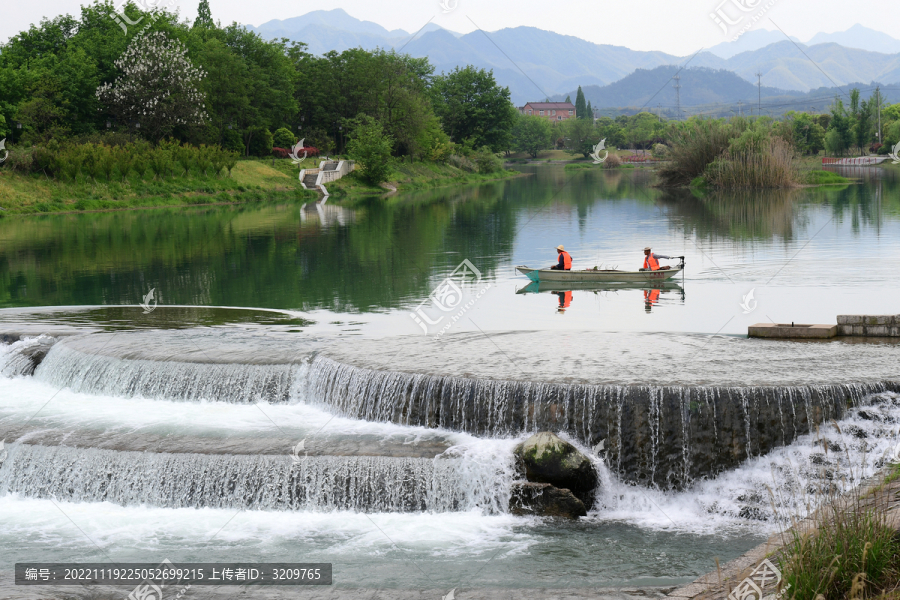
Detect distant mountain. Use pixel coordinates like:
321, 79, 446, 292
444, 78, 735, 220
807, 24, 900, 55
557, 67, 800, 113
250, 9, 408, 40
246, 11, 900, 104
706, 29, 800, 59
555, 67, 900, 118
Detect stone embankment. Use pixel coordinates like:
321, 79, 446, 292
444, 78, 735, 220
749, 315, 900, 339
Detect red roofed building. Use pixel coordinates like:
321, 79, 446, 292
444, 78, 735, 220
519, 101, 577, 121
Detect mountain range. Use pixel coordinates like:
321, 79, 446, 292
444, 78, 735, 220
247, 9, 900, 107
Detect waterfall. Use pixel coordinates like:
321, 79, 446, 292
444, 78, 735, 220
0, 335, 57, 377
0, 442, 516, 513
308, 356, 899, 489
34, 342, 304, 404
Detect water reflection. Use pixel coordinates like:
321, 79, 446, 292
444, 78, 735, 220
0, 167, 897, 325
516, 281, 685, 314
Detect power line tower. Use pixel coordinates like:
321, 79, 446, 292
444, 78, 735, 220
756, 71, 762, 116
673, 75, 682, 120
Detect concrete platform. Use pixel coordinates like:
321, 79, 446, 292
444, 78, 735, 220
748, 323, 837, 339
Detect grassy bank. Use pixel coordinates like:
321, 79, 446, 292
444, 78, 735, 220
324, 160, 521, 197
777, 462, 900, 600
0, 161, 316, 216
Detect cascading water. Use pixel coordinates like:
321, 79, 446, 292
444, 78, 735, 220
307, 355, 898, 488
0, 334, 57, 377
0, 441, 517, 513
34, 341, 304, 404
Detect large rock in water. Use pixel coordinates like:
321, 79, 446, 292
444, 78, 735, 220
509, 482, 587, 518
513, 432, 598, 510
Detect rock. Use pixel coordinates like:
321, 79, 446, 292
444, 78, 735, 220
513, 432, 598, 510
509, 482, 586, 518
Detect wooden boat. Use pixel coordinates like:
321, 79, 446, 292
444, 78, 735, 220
516, 262, 684, 283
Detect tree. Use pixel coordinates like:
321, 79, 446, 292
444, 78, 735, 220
511, 114, 552, 158
825, 98, 853, 156
430, 66, 516, 152
272, 127, 296, 148
586, 101, 593, 121
562, 117, 597, 157
575, 86, 587, 120
565, 95, 571, 103
97, 30, 208, 142
347, 116, 393, 184
194, 0, 214, 29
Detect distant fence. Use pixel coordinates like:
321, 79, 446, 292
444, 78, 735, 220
620, 155, 654, 163
822, 156, 888, 166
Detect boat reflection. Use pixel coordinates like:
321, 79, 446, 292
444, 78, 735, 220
516, 280, 685, 313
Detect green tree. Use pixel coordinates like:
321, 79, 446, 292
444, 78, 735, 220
586, 101, 593, 121
575, 86, 587, 120
430, 66, 516, 152
825, 99, 853, 156
511, 114, 552, 158
272, 127, 296, 149
194, 0, 215, 29
562, 117, 597, 157
347, 116, 393, 184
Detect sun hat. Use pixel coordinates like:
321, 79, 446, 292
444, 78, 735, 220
643, 246, 651, 251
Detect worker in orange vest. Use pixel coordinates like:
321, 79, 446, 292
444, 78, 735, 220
644, 288, 661, 312
640, 246, 674, 271
555, 290, 572, 312
551, 245, 572, 270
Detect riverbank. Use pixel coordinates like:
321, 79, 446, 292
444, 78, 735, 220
0, 161, 316, 216
324, 161, 522, 197
667, 461, 900, 600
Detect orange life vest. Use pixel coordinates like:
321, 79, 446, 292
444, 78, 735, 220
560, 291, 572, 308
644, 288, 660, 304
559, 251, 572, 270
644, 253, 659, 271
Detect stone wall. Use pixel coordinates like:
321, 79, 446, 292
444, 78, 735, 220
837, 315, 900, 337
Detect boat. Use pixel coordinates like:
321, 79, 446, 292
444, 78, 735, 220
516, 260, 684, 283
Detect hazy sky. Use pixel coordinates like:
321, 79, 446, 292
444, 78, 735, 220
3, 0, 899, 55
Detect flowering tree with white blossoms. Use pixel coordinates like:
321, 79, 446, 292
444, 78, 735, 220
97, 30, 209, 142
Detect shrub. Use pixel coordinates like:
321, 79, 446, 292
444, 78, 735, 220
704, 137, 798, 188
272, 127, 296, 149
472, 146, 502, 173
448, 154, 476, 172
657, 119, 733, 186
272, 147, 289, 159
246, 127, 274, 157
651, 143, 669, 159
602, 153, 622, 169
346, 116, 393, 185
2, 145, 35, 174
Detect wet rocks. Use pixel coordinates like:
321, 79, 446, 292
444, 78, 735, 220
0, 335, 57, 377
512, 432, 598, 517
509, 482, 587, 518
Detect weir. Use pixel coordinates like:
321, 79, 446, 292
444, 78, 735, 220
6, 334, 900, 490
308, 356, 899, 489
0, 443, 515, 513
